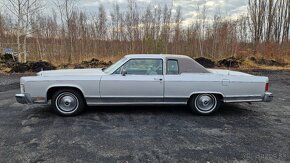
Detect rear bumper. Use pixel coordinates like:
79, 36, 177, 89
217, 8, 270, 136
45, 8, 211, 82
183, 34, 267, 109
15, 93, 32, 104
263, 92, 273, 102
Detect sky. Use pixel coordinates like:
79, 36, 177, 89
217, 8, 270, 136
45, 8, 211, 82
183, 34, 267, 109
78, 0, 248, 26
1, 0, 248, 26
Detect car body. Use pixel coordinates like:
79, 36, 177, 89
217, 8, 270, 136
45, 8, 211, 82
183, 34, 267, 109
16, 54, 273, 116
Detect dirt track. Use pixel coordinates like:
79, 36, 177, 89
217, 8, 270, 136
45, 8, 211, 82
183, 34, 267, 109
0, 71, 289, 162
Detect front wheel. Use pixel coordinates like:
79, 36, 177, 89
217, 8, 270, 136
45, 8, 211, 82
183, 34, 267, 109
51, 89, 85, 116
188, 94, 221, 115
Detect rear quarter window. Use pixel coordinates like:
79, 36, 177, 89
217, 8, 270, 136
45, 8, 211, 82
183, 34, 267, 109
167, 59, 179, 75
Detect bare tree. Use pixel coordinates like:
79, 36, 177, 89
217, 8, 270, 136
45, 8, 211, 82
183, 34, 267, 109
55, 0, 78, 63
248, 0, 266, 44
110, 3, 120, 40
125, 0, 140, 52
96, 4, 107, 40
4, 0, 43, 62
196, 5, 207, 57
174, 6, 182, 41
0, 11, 4, 51
282, 0, 289, 42
265, 0, 278, 42
173, 6, 182, 53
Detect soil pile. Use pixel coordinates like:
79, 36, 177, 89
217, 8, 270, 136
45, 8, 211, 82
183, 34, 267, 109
195, 57, 215, 68
74, 58, 112, 69
218, 57, 242, 68
0, 55, 56, 73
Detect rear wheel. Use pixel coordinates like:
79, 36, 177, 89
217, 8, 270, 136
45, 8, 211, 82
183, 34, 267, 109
188, 94, 221, 115
51, 89, 85, 116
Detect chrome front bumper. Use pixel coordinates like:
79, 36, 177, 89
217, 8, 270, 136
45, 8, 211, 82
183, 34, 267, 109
15, 93, 32, 104
263, 92, 273, 102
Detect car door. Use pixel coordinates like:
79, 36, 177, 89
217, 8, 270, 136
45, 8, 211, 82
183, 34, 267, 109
100, 58, 164, 103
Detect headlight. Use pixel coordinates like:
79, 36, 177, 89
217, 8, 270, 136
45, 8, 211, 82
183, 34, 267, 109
20, 84, 25, 93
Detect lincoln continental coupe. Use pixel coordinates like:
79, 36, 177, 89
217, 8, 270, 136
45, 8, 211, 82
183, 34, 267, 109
16, 54, 273, 116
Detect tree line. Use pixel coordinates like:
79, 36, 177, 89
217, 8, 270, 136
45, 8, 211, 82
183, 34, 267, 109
0, 0, 289, 64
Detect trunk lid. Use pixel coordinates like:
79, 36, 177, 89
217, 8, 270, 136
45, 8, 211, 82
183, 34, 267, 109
208, 69, 253, 76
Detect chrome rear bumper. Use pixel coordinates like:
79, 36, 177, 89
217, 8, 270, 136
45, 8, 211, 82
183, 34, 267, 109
15, 93, 32, 104
263, 92, 273, 102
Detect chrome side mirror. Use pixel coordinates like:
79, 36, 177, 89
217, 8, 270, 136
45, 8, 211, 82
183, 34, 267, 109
121, 69, 127, 76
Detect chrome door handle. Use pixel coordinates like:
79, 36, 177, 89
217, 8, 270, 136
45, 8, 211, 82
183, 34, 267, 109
154, 78, 163, 81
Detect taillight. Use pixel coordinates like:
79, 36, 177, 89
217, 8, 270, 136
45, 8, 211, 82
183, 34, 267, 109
265, 83, 269, 92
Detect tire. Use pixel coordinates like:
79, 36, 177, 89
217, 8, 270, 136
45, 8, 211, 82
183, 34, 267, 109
188, 94, 221, 115
51, 89, 85, 116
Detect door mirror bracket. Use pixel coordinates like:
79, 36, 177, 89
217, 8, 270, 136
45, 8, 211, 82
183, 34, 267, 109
121, 69, 127, 76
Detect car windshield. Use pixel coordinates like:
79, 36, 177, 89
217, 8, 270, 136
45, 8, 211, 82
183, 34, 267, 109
103, 57, 127, 74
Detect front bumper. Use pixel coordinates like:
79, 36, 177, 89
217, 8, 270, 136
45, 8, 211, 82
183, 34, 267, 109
263, 92, 273, 102
15, 93, 32, 104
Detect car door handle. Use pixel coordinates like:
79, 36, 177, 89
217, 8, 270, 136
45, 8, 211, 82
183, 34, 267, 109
154, 78, 163, 81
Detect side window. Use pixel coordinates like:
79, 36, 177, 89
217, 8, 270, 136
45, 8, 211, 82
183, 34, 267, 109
114, 59, 163, 75
167, 59, 179, 75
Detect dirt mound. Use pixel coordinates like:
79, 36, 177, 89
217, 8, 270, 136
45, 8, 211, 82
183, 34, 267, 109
75, 58, 112, 69
0, 53, 56, 73
0, 54, 16, 62
195, 57, 215, 68
9, 61, 56, 73
30, 61, 56, 72
249, 57, 287, 66
10, 63, 31, 73
0, 56, 112, 73
0, 54, 16, 72
218, 57, 242, 68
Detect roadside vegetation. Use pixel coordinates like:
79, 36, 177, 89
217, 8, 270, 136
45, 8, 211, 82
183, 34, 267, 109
1, 53, 289, 73
0, 0, 289, 73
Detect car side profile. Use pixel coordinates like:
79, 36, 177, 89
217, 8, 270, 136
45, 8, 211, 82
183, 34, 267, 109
16, 54, 273, 116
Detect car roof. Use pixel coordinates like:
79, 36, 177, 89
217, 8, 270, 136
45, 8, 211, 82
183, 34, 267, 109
124, 54, 210, 73
125, 54, 191, 59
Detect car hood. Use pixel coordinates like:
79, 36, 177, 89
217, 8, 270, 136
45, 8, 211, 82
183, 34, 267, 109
207, 69, 253, 76
37, 68, 106, 77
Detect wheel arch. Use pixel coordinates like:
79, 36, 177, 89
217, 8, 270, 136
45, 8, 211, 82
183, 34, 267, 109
46, 86, 86, 104
187, 92, 224, 104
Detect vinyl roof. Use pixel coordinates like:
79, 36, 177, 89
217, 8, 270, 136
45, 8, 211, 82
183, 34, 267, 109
125, 54, 191, 59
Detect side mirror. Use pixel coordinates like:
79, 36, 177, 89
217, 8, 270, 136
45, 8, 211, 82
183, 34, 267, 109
121, 69, 127, 76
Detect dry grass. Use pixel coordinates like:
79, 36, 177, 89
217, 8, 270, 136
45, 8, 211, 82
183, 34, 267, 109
239, 57, 290, 71
4, 53, 290, 73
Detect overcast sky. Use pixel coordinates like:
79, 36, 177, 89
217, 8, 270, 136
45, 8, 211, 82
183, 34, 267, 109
78, 0, 247, 25
1, 0, 248, 26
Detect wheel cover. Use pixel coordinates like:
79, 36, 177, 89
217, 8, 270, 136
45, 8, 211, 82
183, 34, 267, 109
56, 92, 79, 113
195, 94, 217, 113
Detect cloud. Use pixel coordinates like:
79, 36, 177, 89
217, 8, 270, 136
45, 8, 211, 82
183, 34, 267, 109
1, 0, 247, 27
173, 0, 247, 26
81, 0, 173, 14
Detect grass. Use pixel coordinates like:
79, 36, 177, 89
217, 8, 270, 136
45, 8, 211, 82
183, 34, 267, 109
238, 57, 290, 71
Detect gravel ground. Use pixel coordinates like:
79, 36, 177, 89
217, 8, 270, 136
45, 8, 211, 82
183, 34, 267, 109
0, 71, 289, 162
0, 73, 32, 92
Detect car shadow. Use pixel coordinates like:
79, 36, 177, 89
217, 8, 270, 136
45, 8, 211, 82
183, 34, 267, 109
84, 105, 191, 115
81, 103, 257, 116
26, 103, 258, 117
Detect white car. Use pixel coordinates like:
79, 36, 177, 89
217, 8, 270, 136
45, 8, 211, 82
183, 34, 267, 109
16, 54, 273, 116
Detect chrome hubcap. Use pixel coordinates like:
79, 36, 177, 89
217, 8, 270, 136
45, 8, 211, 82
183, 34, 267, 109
195, 94, 216, 112
56, 93, 79, 112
